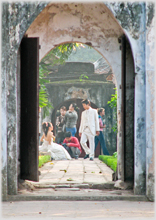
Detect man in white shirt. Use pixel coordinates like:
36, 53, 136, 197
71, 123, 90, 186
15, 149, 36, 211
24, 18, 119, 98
79, 99, 100, 160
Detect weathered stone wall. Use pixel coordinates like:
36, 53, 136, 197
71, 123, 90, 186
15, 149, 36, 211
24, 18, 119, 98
1, 1, 48, 199
107, 2, 154, 198
145, 3, 155, 202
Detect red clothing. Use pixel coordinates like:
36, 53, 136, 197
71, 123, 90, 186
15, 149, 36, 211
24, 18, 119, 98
63, 137, 82, 153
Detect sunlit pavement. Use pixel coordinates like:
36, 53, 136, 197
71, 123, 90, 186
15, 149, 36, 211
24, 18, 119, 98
3, 158, 150, 203
32, 158, 114, 186
2, 200, 154, 219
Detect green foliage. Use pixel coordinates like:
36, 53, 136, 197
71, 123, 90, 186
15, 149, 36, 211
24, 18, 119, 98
107, 88, 117, 109
39, 66, 53, 118
40, 43, 81, 70
38, 155, 51, 168
113, 151, 117, 158
107, 88, 117, 133
98, 153, 117, 172
79, 74, 89, 82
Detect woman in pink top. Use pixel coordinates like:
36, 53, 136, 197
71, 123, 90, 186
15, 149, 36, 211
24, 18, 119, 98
94, 108, 109, 155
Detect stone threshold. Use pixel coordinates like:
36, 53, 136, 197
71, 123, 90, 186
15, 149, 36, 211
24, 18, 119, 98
4, 193, 149, 202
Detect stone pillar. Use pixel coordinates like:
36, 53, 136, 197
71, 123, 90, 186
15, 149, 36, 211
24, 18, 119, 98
6, 3, 18, 195
117, 85, 123, 181
1, 3, 8, 200
7, 52, 18, 195
134, 3, 146, 195
145, 3, 155, 201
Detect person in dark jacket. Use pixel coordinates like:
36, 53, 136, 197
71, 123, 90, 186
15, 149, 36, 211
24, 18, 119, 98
56, 106, 66, 144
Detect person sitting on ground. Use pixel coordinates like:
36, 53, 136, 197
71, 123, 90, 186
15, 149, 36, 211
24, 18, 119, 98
62, 131, 82, 159
39, 122, 71, 160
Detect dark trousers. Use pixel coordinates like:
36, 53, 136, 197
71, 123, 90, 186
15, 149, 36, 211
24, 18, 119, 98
56, 136, 64, 144
56, 132, 65, 144
62, 144, 80, 159
95, 131, 109, 155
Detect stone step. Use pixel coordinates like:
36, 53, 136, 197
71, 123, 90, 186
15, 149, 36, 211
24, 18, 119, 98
33, 182, 115, 190
6, 193, 149, 202
54, 188, 80, 191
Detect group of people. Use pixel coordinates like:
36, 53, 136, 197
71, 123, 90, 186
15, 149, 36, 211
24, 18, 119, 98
39, 99, 109, 161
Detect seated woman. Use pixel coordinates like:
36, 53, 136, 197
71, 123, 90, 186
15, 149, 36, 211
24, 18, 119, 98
39, 122, 71, 160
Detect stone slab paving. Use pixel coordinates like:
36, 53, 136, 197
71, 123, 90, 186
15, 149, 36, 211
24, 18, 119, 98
27, 158, 114, 187
4, 159, 150, 203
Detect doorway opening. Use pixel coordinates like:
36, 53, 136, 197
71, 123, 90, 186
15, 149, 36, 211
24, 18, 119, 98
18, 2, 135, 194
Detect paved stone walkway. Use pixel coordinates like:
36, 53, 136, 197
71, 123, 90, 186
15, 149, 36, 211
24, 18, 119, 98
6, 158, 149, 202
28, 158, 114, 187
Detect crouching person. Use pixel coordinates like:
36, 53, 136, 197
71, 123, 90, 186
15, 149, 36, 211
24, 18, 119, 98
62, 132, 82, 159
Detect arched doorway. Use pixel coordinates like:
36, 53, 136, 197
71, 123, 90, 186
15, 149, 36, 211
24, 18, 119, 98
19, 2, 135, 184
51, 98, 101, 158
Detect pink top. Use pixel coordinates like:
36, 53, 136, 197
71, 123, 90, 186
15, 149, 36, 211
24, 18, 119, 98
99, 117, 104, 131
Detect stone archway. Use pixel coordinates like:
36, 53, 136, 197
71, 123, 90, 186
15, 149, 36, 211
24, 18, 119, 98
3, 2, 154, 200
25, 2, 135, 183
4, 1, 134, 195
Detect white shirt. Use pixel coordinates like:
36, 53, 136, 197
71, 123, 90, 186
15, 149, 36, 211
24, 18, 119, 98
84, 107, 91, 127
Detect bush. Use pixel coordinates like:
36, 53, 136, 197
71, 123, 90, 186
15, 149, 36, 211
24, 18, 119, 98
38, 155, 51, 168
98, 154, 117, 172
113, 151, 117, 158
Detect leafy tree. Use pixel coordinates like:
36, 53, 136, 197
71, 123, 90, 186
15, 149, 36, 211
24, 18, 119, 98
107, 88, 117, 133
39, 66, 53, 118
40, 43, 82, 72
